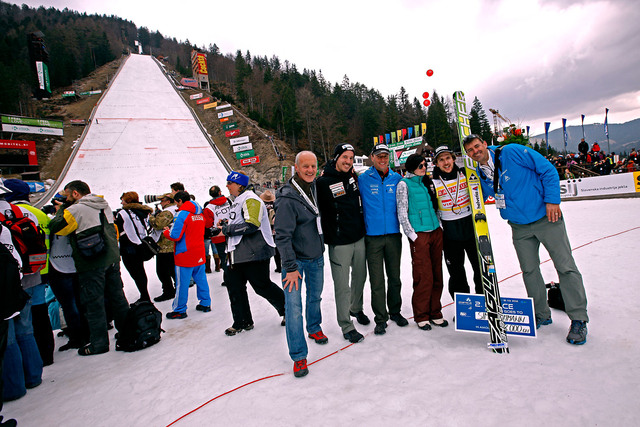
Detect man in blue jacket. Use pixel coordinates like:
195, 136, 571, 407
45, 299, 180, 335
463, 135, 589, 345
358, 144, 408, 335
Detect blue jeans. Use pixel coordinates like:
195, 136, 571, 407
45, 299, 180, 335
173, 264, 211, 313
282, 256, 324, 362
2, 287, 44, 401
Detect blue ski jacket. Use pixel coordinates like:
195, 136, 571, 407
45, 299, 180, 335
358, 166, 402, 236
476, 144, 560, 225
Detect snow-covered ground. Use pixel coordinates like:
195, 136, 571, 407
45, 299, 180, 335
4, 55, 640, 426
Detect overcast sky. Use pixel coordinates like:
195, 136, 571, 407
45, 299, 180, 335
12, 0, 640, 135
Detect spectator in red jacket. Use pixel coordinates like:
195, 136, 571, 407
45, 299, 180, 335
163, 191, 211, 319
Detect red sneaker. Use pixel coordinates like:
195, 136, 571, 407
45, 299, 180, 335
293, 359, 308, 377
308, 330, 328, 344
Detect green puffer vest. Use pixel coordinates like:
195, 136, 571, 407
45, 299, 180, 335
402, 175, 439, 232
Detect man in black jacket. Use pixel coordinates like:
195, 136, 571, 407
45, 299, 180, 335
317, 143, 368, 344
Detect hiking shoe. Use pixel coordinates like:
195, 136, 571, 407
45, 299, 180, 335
166, 311, 187, 319
78, 344, 109, 356
293, 359, 309, 378
390, 313, 409, 327
58, 340, 83, 352
244, 323, 254, 331
308, 330, 329, 344
343, 329, 364, 343
536, 316, 553, 329
154, 293, 175, 302
374, 322, 387, 335
430, 318, 449, 328
195, 304, 211, 312
566, 320, 588, 345
350, 311, 371, 325
417, 321, 432, 331
225, 326, 243, 336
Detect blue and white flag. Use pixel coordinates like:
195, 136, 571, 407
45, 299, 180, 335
562, 118, 568, 150
544, 122, 550, 150
604, 108, 609, 138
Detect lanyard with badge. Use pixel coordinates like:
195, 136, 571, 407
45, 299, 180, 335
291, 179, 323, 236
439, 172, 463, 214
492, 147, 506, 209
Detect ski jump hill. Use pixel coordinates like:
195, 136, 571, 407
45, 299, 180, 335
42, 53, 231, 207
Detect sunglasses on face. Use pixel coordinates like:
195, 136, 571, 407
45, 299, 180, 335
417, 163, 426, 169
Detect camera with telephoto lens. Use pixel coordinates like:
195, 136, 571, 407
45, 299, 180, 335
51, 193, 66, 205
144, 194, 162, 204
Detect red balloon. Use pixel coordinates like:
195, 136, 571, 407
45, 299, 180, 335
426, 69, 434, 76
422, 92, 429, 99
423, 99, 431, 107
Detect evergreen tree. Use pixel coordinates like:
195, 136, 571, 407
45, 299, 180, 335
470, 97, 493, 143
425, 90, 450, 148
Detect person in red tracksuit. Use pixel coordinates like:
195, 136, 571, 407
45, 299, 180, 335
163, 191, 211, 319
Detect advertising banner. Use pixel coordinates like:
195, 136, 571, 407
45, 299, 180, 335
560, 174, 640, 199
225, 129, 241, 138
203, 102, 218, 110
2, 123, 62, 136
236, 150, 255, 159
217, 110, 234, 119
69, 119, 86, 125
216, 104, 231, 110
229, 136, 249, 145
389, 136, 422, 150
35, 61, 50, 92
78, 90, 102, 96
196, 97, 211, 105
196, 53, 208, 75
0, 139, 38, 165
2, 116, 63, 129
233, 143, 253, 153
180, 78, 198, 88
62, 91, 76, 98
27, 182, 46, 193
220, 117, 230, 123
240, 156, 260, 166
189, 93, 203, 100
455, 293, 536, 338
223, 122, 238, 130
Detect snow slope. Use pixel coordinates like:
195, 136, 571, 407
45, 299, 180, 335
58, 54, 229, 206
4, 55, 640, 427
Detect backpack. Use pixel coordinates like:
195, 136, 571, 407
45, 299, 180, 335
546, 281, 565, 311
0, 227, 30, 319
124, 210, 159, 261
0, 204, 47, 274
115, 300, 163, 352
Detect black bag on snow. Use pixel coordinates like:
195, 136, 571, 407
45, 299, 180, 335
115, 300, 163, 352
546, 282, 565, 311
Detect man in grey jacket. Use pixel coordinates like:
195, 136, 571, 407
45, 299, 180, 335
275, 151, 326, 378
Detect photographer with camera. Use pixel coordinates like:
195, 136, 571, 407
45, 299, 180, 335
204, 186, 231, 278
148, 193, 178, 302
114, 192, 154, 303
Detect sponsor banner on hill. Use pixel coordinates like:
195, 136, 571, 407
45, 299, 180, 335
78, 90, 102, 96
216, 104, 231, 110
0, 139, 38, 165
240, 156, 260, 166
195, 53, 208, 75
203, 102, 217, 110
233, 143, 253, 153
27, 182, 46, 193
219, 117, 229, 123
236, 150, 255, 159
181, 78, 198, 88
62, 91, 76, 98
189, 93, 203, 100
225, 129, 241, 138
230, 136, 249, 145
389, 136, 423, 150
217, 110, 233, 119
2, 115, 63, 129
560, 173, 640, 199
69, 119, 86, 125
196, 97, 211, 105
223, 122, 238, 130
2, 124, 63, 136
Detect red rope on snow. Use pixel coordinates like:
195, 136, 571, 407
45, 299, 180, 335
166, 225, 639, 425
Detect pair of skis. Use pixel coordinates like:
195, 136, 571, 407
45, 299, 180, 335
453, 91, 509, 353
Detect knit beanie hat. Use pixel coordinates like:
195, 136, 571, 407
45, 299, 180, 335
404, 154, 425, 173
2, 179, 30, 202
333, 143, 355, 161
226, 171, 250, 187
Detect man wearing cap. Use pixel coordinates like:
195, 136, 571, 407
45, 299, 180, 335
462, 135, 589, 345
149, 193, 178, 302
431, 145, 482, 299
358, 143, 408, 335
317, 143, 368, 344
216, 171, 285, 336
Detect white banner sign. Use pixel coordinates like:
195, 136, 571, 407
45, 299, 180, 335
232, 143, 253, 153
189, 93, 203, 100
216, 104, 232, 110
217, 110, 234, 119
2, 123, 63, 136
560, 173, 640, 199
230, 136, 250, 146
